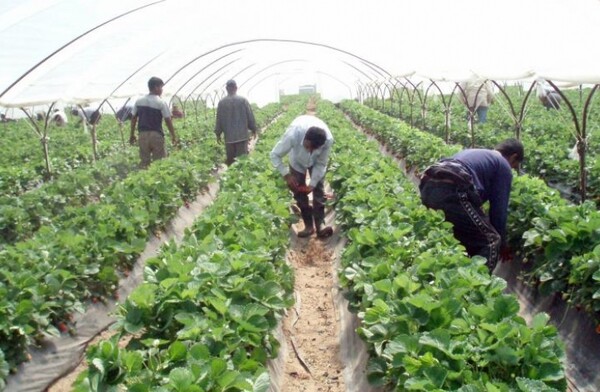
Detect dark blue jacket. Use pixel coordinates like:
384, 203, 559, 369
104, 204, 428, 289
453, 149, 513, 243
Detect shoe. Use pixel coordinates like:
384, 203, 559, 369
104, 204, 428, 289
297, 226, 315, 238
316, 224, 333, 239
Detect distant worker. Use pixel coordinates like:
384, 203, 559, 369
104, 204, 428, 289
215, 79, 257, 165
458, 79, 495, 124
72, 107, 102, 126
116, 104, 134, 124
130, 76, 178, 168
537, 80, 561, 110
270, 115, 334, 239
171, 104, 184, 119
50, 109, 68, 127
419, 139, 524, 273
0, 114, 15, 123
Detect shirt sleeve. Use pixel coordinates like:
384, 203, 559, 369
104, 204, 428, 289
161, 100, 171, 119
270, 127, 295, 176
308, 138, 333, 187
488, 164, 513, 245
245, 99, 257, 132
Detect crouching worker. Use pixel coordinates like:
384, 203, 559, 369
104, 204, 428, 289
270, 115, 334, 239
419, 139, 524, 273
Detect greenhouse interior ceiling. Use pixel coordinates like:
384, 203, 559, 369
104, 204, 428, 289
1, 0, 600, 107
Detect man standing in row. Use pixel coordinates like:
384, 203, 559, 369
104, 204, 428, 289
130, 76, 178, 168
270, 115, 334, 239
215, 79, 257, 165
419, 139, 524, 272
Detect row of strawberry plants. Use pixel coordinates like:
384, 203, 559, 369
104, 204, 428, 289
0, 104, 280, 247
370, 88, 600, 202
71, 99, 308, 391
0, 115, 130, 196
319, 101, 566, 390
0, 103, 283, 380
341, 100, 600, 327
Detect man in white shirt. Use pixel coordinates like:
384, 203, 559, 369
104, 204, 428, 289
270, 115, 334, 238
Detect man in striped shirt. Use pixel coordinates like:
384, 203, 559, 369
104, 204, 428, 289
130, 77, 178, 168
215, 79, 257, 166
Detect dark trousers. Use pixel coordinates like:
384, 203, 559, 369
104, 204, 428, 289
225, 140, 249, 166
289, 166, 326, 228
420, 180, 500, 272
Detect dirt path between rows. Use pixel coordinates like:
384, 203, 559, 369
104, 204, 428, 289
275, 101, 346, 391
279, 224, 346, 392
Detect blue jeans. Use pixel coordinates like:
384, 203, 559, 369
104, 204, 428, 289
476, 106, 488, 123
466, 106, 489, 124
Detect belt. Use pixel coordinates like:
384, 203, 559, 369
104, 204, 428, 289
421, 175, 456, 185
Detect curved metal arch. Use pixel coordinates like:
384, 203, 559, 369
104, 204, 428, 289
547, 81, 600, 202
426, 80, 454, 142
391, 77, 409, 118
165, 38, 392, 88
490, 80, 537, 140
238, 59, 310, 89
184, 60, 243, 104
168, 49, 244, 106
0, 1, 166, 99
341, 60, 378, 82
380, 81, 395, 112
402, 78, 423, 127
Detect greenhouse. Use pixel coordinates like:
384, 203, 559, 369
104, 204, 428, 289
1, 0, 600, 391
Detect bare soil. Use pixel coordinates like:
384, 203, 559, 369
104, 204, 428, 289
279, 221, 346, 392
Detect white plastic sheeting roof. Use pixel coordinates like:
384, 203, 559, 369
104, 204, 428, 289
1, 0, 599, 107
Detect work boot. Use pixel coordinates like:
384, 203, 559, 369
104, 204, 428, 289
297, 215, 314, 238
316, 222, 333, 239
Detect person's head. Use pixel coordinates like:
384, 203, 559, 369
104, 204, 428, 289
226, 79, 237, 95
302, 126, 327, 153
148, 76, 164, 96
495, 138, 524, 169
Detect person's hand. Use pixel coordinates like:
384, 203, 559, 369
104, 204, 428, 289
129, 135, 136, 145
216, 135, 222, 144
171, 135, 179, 148
500, 246, 513, 262
284, 174, 298, 192
296, 185, 313, 194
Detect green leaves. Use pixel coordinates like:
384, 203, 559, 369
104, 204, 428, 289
329, 100, 565, 391
73, 101, 297, 391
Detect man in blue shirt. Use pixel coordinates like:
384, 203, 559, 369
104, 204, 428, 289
270, 115, 334, 239
419, 139, 524, 272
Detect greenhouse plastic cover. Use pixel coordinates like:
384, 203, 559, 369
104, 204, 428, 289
1, 0, 600, 107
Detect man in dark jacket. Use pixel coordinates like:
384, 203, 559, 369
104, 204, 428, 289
215, 79, 257, 165
419, 139, 524, 272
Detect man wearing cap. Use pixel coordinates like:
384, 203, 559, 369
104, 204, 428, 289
130, 76, 178, 168
270, 115, 334, 239
215, 79, 257, 165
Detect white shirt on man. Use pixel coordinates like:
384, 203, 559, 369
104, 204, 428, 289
270, 115, 334, 188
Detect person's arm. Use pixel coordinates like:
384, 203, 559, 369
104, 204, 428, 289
270, 127, 296, 177
246, 100, 257, 136
165, 117, 177, 146
308, 139, 333, 188
488, 164, 513, 245
130, 114, 138, 145
215, 101, 223, 143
